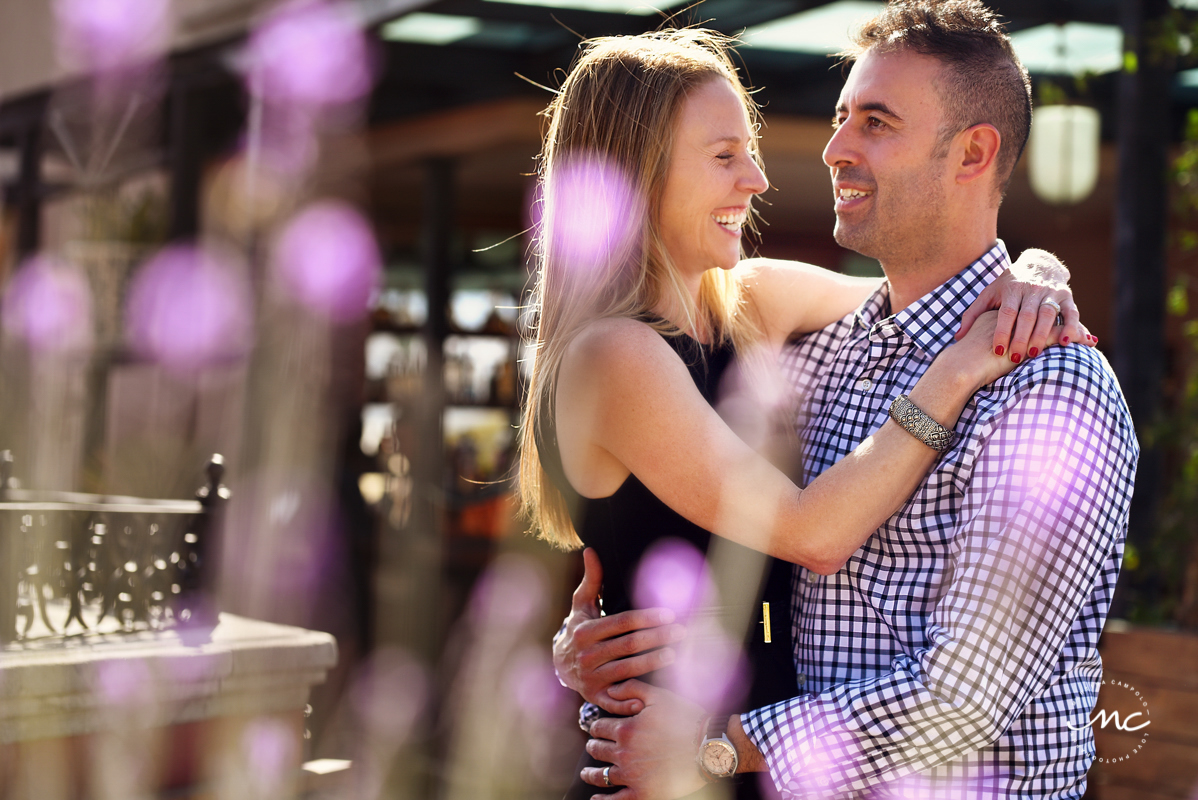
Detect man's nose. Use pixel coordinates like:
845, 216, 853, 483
823, 124, 858, 169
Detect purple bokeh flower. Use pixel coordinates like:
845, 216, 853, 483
242, 1, 375, 176
246, 0, 373, 109
125, 245, 253, 373
350, 647, 429, 744
545, 155, 643, 277
633, 538, 711, 621
667, 627, 749, 713
242, 717, 298, 792
219, 474, 343, 626
273, 201, 382, 323
507, 647, 570, 724
96, 658, 152, 707
2, 255, 94, 354
54, 0, 171, 72
469, 555, 548, 631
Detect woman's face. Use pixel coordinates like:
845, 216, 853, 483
658, 78, 768, 276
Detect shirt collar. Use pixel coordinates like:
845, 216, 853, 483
852, 241, 1010, 357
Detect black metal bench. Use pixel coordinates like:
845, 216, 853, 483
0, 452, 228, 645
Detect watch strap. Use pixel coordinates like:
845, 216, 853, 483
697, 714, 738, 781
705, 714, 729, 739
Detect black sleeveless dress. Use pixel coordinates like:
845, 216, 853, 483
537, 329, 794, 800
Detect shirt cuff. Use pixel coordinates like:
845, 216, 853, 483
742, 695, 837, 800
579, 701, 602, 734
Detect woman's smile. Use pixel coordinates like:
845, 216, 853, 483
712, 207, 749, 235
658, 78, 768, 277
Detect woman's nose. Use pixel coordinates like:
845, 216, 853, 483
741, 157, 768, 195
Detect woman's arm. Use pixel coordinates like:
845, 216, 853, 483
732, 258, 880, 348
735, 250, 1089, 353
554, 313, 1020, 574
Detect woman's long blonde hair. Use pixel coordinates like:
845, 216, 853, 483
518, 29, 766, 549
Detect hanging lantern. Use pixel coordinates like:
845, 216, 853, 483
1028, 104, 1101, 205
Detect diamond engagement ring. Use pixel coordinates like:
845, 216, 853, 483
1041, 297, 1064, 326
603, 767, 613, 786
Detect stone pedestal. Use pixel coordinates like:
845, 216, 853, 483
0, 614, 337, 800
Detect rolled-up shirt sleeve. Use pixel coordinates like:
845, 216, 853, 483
742, 355, 1138, 798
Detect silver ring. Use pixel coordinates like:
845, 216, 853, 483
603, 766, 612, 787
1040, 297, 1062, 314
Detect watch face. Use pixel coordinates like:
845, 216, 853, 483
701, 740, 737, 776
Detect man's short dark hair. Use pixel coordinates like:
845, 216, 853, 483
842, 0, 1032, 200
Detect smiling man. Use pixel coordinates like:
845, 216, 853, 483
555, 2, 1139, 799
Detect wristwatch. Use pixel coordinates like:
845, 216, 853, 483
697, 715, 738, 781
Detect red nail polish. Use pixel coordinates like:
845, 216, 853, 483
1029, 347, 1039, 357
1062, 336, 1070, 344
1011, 352, 1022, 364
994, 345, 1005, 356
1093, 336, 1098, 343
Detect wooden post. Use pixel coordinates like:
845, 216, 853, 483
182, 454, 229, 631
1113, 0, 1174, 595
15, 123, 43, 259
383, 158, 454, 659
169, 78, 204, 242
423, 158, 454, 413
0, 451, 16, 644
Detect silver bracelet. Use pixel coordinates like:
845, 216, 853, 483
888, 394, 958, 452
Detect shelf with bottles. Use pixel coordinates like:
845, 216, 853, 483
366, 268, 529, 408
365, 332, 527, 409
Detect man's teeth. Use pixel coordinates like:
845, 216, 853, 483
713, 211, 747, 230
839, 188, 872, 199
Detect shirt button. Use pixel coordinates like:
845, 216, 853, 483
796, 673, 807, 687
858, 378, 872, 391
808, 571, 819, 584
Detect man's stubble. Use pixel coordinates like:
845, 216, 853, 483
832, 158, 950, 281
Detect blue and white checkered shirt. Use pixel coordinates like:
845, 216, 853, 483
742, 242, 1139, 799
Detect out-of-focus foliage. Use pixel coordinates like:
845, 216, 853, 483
1138, 108, 1198, 629
1142, 279, 1198, 628
80, 184, 169, 245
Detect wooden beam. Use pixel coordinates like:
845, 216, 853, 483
758, 115, 835, 159
367, 98, 544, 168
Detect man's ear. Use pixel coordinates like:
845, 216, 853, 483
955, 123, 1001, 185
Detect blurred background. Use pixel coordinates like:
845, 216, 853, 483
0, 0, 1196, 798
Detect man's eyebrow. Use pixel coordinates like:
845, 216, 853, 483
835, 101, 904, 122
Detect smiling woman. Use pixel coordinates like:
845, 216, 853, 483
658, 78, 768, 282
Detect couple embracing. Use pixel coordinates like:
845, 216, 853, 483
518, 1, 1138, 798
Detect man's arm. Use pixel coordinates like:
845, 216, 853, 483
585, 350, 1137, 799
554, 547, 687, 715
740, 351, 1138, 797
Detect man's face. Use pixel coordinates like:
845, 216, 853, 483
823, 48, 955, 264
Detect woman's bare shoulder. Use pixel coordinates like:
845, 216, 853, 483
564, 317, 676, 371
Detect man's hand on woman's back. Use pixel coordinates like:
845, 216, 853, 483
554, 548, 688, 715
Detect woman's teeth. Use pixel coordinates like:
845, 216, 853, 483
839, 188, 872, 200
713, 211, 747, 231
